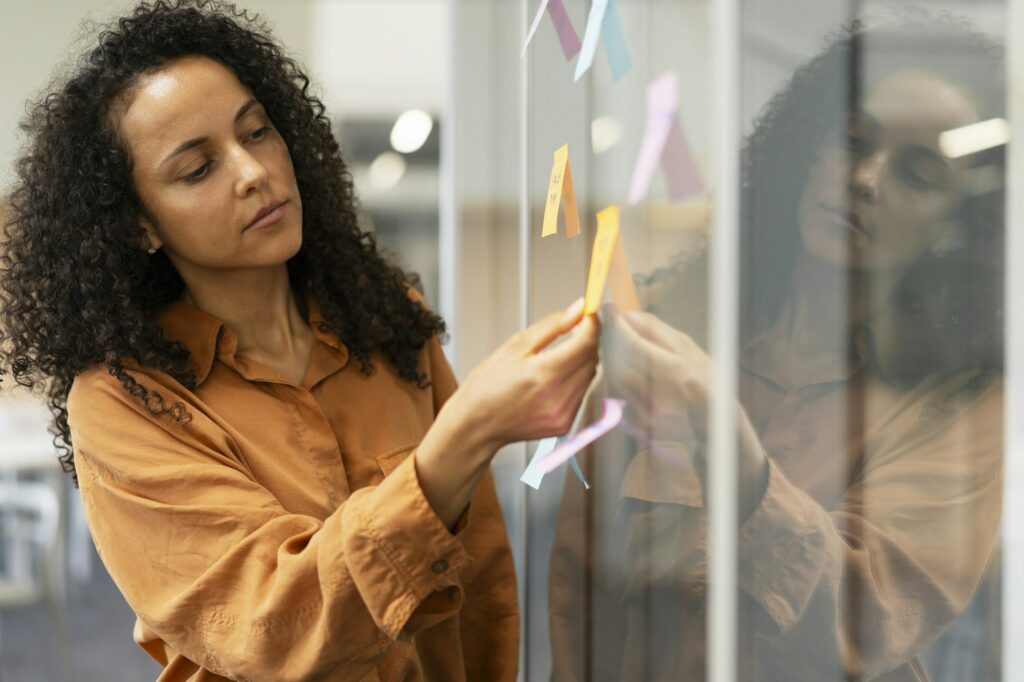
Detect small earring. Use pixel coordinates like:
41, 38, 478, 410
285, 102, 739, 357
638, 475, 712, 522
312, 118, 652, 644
147, 247, 157, 255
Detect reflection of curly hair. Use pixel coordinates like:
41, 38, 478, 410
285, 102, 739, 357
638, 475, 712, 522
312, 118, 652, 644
0, 0, 445, 482
653, 17, 1004, 387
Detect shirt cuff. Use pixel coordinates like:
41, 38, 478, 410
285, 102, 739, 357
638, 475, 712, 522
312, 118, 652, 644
341, 452, 470, 639
737, 459, 830, 634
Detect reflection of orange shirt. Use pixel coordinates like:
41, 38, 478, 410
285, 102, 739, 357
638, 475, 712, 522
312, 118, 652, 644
69, 292, 519, 681
550, 328, 1002, 682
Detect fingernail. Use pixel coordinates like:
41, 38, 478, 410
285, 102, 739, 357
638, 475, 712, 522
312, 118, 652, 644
563, 297, 584, 321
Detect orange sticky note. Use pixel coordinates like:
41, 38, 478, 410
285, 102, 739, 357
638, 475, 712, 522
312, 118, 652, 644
542, 144, 580, 238
584, 205, 621, 314
610, 237, 639, 311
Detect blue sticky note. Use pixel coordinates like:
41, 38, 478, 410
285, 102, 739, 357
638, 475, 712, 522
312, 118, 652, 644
601, 0, 632, 81
573, 0, 632, 82
520, 437, 591, 490
573, 0, 608, 81
520, 437, 558, 489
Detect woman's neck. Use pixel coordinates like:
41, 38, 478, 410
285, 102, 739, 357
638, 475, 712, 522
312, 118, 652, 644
773, 248, 904, 355
180, 265, 310, 358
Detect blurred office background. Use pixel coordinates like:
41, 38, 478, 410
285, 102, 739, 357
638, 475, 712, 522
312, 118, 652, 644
0, 1, 1019, 680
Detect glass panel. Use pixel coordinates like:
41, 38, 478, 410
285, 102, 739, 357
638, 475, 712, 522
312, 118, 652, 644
735, 6, 1006, 681
503, 1, 1009, 680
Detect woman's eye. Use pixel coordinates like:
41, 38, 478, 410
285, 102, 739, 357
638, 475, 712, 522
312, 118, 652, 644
846, 133, 868, 153
183, 162, 211, 184
900, 166, 939, 191
249, 126, 272, 141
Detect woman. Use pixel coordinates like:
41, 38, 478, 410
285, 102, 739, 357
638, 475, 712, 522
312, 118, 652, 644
550, 18, 1004, 682
0, 2, 598, 680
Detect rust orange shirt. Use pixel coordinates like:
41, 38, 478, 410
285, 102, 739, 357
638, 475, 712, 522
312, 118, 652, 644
550, 326, 1002, 681
68, 292, 519, 681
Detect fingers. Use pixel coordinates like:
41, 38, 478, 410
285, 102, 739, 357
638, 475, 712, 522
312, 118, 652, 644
518, 297, 586, 354
537, 314, 600, 377
546, 358, 600, 436
621, 309, 692, 353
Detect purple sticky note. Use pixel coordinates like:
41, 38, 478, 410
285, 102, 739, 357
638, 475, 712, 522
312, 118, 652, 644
537, 399, 625, 474
628, 71, 703, 204
522, 0, 582, 61
548, 0, 582, 60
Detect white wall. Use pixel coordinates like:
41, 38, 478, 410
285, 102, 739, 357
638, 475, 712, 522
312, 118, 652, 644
0, 0, 315, 193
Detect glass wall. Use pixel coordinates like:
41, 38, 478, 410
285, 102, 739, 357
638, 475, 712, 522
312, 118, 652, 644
451, 0, 1016, 680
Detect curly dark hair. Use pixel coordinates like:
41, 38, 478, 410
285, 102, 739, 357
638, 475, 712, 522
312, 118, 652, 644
651, 16, 1005, 388
0, 0, 446, 482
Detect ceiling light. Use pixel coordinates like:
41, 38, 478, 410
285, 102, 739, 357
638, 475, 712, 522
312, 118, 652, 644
390, 109, 433, 154
368, 152, 406, 191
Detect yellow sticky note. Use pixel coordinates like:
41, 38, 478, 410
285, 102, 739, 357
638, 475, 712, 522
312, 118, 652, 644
584, 205, 621, 314
542, 144, 580, 238
610, 237, 640, 312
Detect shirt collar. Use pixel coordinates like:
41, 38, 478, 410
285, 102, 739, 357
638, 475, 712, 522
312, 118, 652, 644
739, 324, 872, 390
156, 288, 346, 387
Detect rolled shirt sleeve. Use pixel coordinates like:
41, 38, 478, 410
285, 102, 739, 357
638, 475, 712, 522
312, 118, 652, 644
70, 364, 470, 682
734, 375, 1003, 678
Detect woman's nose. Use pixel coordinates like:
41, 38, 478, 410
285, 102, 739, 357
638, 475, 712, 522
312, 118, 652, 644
849, 152, 884, 203
233, 147, 270, 196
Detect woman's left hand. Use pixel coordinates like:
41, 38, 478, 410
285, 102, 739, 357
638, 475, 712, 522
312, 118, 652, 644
604, 307, 769, 517
604, 307, 712, 445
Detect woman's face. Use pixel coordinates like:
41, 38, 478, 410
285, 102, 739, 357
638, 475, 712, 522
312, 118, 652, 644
797, 68, 979, 271
117, 55, 302, 282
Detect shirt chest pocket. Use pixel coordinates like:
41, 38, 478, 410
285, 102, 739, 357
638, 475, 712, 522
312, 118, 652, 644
375, 444, 418, 478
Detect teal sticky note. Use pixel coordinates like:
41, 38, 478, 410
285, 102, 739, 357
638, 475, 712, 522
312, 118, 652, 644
520, 437, 591, 490
601, 0, 632, 81
572, 0, 632, 82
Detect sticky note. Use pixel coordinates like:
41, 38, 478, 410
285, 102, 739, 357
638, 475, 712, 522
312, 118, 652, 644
536, 399, 625, 474
610, 236, 640, 312
628, 71, 703, 204
542, 144, 580, 239
574, 0, 632, 82
522, 0, 582, 61
520, 437, 591, 490
520, 436, 558, 489
584, 205, 621, 314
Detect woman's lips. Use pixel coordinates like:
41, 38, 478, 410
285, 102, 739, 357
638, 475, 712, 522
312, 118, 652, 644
820, 204, 869, 238
244, 201, 287, 232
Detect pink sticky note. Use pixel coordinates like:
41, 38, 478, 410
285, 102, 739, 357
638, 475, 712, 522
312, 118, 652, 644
547, 0, 582, 60
628, 71, 703, 204
522, 0, 582, 61
537, 399, 625, 474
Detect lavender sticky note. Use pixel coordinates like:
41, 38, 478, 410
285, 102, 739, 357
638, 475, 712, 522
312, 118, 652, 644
628, 71, 703, 204
537, 399, 625, 474
522, 0, 582, 61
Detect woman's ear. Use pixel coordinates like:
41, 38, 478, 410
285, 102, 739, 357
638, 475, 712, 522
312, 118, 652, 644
139, 215, 163, 253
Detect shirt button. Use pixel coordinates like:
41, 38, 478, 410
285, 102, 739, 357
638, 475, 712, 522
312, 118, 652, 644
431, 559, 449, 574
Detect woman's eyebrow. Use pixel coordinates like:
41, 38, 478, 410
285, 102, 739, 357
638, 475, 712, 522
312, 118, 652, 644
158, 98, 260, 167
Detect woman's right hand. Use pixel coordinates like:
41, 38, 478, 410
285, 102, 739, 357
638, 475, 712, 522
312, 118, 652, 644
449, 297, 600, 453
415, 297, 598, 528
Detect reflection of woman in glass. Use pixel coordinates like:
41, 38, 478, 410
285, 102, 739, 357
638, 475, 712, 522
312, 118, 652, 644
551, 19, 1004, 681
0, 2, 599, 680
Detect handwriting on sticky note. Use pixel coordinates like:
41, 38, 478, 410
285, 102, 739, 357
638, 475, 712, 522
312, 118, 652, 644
537, 399, 625, 474
574, 0, 632, 82
628, 71, 703, 204
522, 0, 582, 61
542, 144, 581, 239
584, 205, 620, 314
